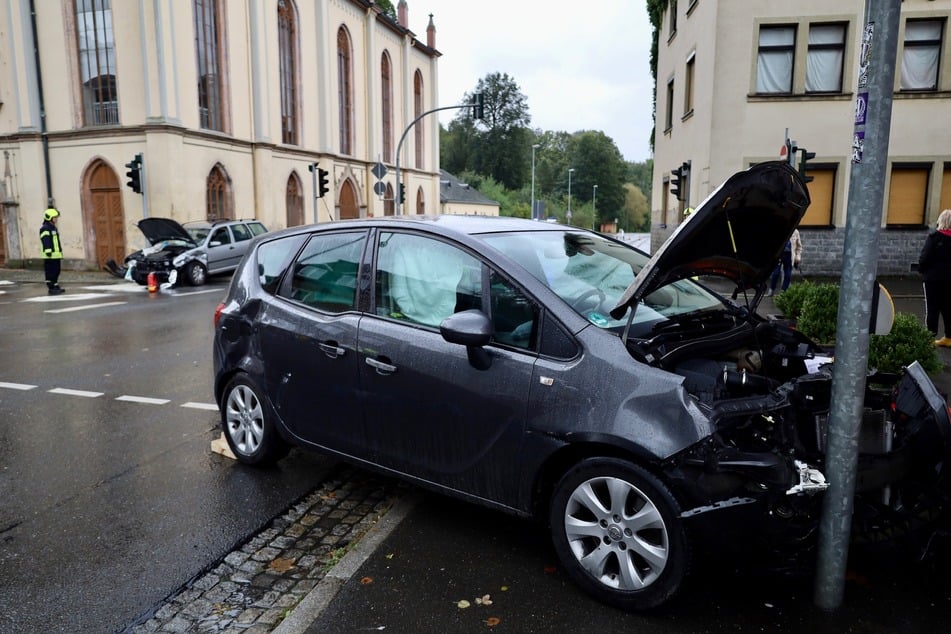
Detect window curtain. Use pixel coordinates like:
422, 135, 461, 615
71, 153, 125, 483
806, 25, 844, 92
901, 21, 941, 90
756, 27, 794, 93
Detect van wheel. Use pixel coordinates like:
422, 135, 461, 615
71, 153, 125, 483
549, 458, 690, 611
221, 375, 288, 465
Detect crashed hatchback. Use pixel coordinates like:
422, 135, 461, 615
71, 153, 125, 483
213, 161, 951, 611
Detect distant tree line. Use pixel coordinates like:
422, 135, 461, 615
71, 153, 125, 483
439, 72, 653, 233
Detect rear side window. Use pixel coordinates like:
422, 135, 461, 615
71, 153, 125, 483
247, 222, 268, 237
284, 231, 368, 313
256, 234, 307, 294
231, 223, 252, 242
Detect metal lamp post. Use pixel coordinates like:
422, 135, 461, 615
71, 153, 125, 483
592, 184, 598, 231
531, 144, 540, 220
567, 168, 575, 224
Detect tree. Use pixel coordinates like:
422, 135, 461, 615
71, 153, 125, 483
622, 183, 650, 232
564, 131, 627, 228
452, 73, 532, 189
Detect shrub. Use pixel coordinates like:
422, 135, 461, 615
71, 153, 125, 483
796, 283, 840, 344
868, 312, 942, 375
773, 279, 814, 320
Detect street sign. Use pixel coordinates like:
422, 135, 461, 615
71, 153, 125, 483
373, 181, 387, 196
372, 162, 387, 180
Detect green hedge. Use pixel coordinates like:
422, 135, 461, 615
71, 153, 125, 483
773, 281, 941, 375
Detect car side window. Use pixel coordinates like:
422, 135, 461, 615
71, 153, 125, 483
284, 231, 367, 313
256, 234, 307, 294
247, 222, 268, 237
489, 271, 539, 350
211, 227, 231, 245
231, 223, 252, 242
376, 232, 482, 327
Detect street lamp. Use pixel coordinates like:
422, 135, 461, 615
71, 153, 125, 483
592, 185, 598, 231
567, 168, 575, 224
531, 144, 540, 220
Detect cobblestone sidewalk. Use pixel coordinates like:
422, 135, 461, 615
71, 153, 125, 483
128, 466, 402, 633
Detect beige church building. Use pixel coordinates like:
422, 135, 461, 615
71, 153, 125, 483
0, 0, 446, 270
653, 0, 951, 275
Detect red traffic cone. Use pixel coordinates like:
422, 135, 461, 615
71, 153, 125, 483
147, 271, 158, 293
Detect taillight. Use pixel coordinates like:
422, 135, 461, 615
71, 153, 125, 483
214, 302, 226, 328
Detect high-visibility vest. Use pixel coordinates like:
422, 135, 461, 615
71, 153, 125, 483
39, 222, 63, 259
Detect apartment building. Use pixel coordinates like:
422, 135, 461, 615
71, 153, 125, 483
653, 0, 951, 275
0, 0, 442, 270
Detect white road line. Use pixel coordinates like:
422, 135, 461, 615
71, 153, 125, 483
22, 293, 115, 303
48, 387, 104, 398
44, 301, 128, 314
182, 402, 219, 411
116, 395, 171, 405
82, 284, 144, 293
172, 288, 223, 297
0, 382, 37, 390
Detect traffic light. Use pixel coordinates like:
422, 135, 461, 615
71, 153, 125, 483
317, 168, 330, 198
670, 166, 683, 201
473, 92, 485, 120
125, 153, 143, 194
785, 139, 798, 167
398, 183, 405, 204
798, 148, 816, 183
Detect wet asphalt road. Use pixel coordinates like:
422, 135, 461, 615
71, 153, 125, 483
0, 275, 334, 633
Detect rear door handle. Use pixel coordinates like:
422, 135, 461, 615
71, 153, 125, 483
318, 342, 346, 358
365, 357, 397, 375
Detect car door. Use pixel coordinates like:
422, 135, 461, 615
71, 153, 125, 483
230, 222, 255, 262
205, 226, 238, 272
255, 229, 369, 454
357, 231, 538, 505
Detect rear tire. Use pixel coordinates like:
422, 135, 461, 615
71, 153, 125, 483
221, 374, 289, 466
549, 458, 690, 611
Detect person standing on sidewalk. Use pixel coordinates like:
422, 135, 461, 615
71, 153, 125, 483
39, 207, 64, 295
768, 229, 803, 296
918, 209, 951, 346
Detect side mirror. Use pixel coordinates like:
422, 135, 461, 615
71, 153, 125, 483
440, 309, 494, 370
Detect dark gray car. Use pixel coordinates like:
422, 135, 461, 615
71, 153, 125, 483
212, 161, 951, 611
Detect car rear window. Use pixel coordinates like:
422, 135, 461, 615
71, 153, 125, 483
247, 222, 268, 237
231, 223, 253, 242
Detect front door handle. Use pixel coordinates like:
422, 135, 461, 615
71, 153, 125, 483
318, 342, 346, 358
365, 357, 397, 375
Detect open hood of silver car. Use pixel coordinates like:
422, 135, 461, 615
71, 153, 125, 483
611, 161, 810, 320
137, 218, 197, 246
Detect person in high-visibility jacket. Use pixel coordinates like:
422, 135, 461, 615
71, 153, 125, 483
39, 208, 64, 294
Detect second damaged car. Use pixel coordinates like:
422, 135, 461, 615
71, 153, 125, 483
212, 161, 951, 611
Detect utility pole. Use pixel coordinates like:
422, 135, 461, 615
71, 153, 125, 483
814, 0, 901, 611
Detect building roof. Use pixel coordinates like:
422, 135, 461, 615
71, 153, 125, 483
439, 170, 498, 206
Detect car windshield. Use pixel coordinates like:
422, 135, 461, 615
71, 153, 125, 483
186, 226, 211, 242
481, 230, 724, 334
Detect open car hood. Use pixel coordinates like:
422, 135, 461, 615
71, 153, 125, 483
611, 161, 810, 320
137, 218, 197, 246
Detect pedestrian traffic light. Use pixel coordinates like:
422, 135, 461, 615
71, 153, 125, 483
398, 183, 405, 204
317, 168, 330, 198
473, 92, 485, 121
125, 153, 143, 194
798, 148, 816, 183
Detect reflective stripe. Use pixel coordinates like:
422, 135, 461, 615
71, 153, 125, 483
39, 228, 63, 259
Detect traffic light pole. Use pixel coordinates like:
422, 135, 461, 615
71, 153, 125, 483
394, 99, 480, 216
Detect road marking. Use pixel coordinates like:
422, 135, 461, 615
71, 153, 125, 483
182, 402, 219, 411
82, 284, 144, 293
172, 288, 224, 297
48, 387, 104, 398
116, 395, 171, 405
45, 301, 127, 314
22, 293, 115, 303
0, 382, 37, 390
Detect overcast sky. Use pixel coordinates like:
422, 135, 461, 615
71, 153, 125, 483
410, 1, 655, 163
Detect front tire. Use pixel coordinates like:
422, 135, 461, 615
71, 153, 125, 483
549, 458, 690, 611
221, 375, 289, 466
183, 261, 207, 286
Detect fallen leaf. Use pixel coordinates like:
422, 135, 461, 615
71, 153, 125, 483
500, 586, 508, 592
360, 576, 374, 585
385, 553, 395, 560
457, 600, 471, 609
268, 558, 296, 573
543, 566, 558, 575
475, 594, 492, 606
485, 617, 501, 627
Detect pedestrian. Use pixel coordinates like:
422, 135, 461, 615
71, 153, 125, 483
918, 208, 951, 346
39, 207, 64, 295
768, 229, 803, 296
